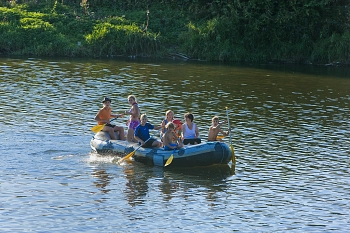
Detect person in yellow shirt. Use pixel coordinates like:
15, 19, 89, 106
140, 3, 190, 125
94, 97, 125, 140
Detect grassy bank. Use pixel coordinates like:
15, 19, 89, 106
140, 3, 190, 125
0, 0, 349, 64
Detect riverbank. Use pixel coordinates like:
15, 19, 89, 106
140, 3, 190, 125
0, 1, 349, 64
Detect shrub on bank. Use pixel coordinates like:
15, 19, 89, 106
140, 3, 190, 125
312, 32, 350, 64
0, 1, 349, 64
0, 6, 161, 57
85, 17, 161, 57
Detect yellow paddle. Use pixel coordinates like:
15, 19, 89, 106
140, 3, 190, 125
230, 144, 235, 163
216, 135, 225, 140
119, 137, 152, 163
226, 107, 235, 164
164, 154, 174, 167
91, 118, 116, 133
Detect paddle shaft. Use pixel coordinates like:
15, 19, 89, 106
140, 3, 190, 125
225, 107, 232, 145
102, 117, 117, 126
226, 107, 235, 164
134, 136, 152, 151
91, 117, 118, 133
120, 137, 152, 162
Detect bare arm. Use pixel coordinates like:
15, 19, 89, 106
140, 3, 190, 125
125, 105, 140, 118
181, 124, 186, 139
161, 120, 166, 133
154, 125, 162, 130
134, 135, 144, 145
195, 124, 199, 138
211, 120, 227, 130
218, 128, 230, 136
111, 113, 123, 118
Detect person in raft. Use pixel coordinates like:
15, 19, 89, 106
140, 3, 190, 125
124, 95, 140, 142
172, 119, 182, 138
134, 114, 162, 148
163, 122, 183, 150
160, 110, 174, 139
94, 97, 125, 140
207, 116, 230, 141
181, 112, 201, 145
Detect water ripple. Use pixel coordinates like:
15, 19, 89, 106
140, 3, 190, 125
0, 57, 349, 232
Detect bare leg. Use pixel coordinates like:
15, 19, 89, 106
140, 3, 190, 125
127, 128, 137, 142
114, 126, 125, 140
103, 126, 116, 140
152, 141, 162, 148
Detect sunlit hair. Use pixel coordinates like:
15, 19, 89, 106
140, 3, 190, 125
165, 110, 174, 119
128, 95, 136, 102
165, 122, 175, 130
212, 116, 219, 122
184, 112, 194, 122
140, 113, 147, 120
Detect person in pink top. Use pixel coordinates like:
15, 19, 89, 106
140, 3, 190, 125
124, 95, 140, 142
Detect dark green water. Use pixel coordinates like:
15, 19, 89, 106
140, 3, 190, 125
0, 57, 349, 232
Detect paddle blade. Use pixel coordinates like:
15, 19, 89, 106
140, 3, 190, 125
91, 124, 104, 133
120, 150, 136, 163
230, 144, 234, 155
216, 135, 225, 140
230, 144, 235, 164
164, 154, 173, 167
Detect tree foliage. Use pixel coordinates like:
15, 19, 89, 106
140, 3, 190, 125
0, 0, 349, 63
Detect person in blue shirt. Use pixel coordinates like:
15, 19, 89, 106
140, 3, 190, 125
134, 114, 162, 148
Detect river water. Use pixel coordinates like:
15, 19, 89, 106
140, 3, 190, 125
0, 57, 349, 232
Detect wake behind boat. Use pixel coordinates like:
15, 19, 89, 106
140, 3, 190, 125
90, 131, 233, 167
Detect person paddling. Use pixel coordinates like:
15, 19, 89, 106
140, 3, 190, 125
207, 116, 230, 141
134, 114, 162, 148
94, 97, 125, 140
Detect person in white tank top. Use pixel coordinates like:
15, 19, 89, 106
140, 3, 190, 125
181, 112, 201, 145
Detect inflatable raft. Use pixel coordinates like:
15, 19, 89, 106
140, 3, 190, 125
90, 131, 232, 167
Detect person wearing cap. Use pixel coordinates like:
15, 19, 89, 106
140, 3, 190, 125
94, 97, 125, 140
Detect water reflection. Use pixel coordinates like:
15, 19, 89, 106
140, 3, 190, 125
91, 169, 112, 194
123, 162, 150, 206
120, 161, 234, 206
